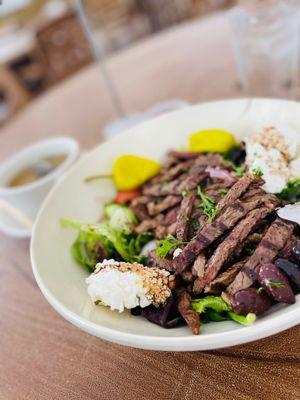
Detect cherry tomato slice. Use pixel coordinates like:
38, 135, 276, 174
115, 189, 142, 204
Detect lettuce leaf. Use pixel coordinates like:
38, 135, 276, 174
278, 178, 300, 202
191, 296, 256, 327
70, 227, 114, 271
227, 311, 256, 326
191, 296, 231, 314
61, 206, 153, 270
104, 204, 137, 233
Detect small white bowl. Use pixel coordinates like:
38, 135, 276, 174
0, 137, 79, 238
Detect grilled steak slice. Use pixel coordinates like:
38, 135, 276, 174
176, 191, 197, 241
165, 206, 180, 224
173, 196, 274, 273
148, 195, 182, 216
143, 155, 223, 197
278, 235, 298, 259
217, 173, 263, 212
161, 159, 195, 180
148, 159, 195, 185
135, 214, 164, 234
143, 174, 188, 196
192, 253, 206, 277
167, 222, 177, 236
204, 259, 247, 294
148, 251, 174, 272
181, 270, 194, 283
135, 220, 158, 234
155, 225, 169, 239
178, 154, 223, 192
168, 151, 200, 160
227, 219, 295, 295
240, 185, 265, 201
130, 196, 150, 221
230, 232, 264, 261
195, 201, 277, 292
178, 172, 209, 194
176, 287, 200, 335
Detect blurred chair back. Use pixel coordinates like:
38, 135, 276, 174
0, 64, 30, 124
36, 11, 93, 85
80, 0, 151, 54
136, 0, 234, 31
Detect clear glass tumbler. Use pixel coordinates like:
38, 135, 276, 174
229, 0, 300, 98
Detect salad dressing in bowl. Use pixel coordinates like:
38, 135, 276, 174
8, 154, 67, 188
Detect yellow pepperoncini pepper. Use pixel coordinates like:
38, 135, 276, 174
188, 129, 237, 153
113, 154, 161, 191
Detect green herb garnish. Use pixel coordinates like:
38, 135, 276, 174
233, 165, 245, 177
197, 186, 218, 222
257, 287, 265, 294
244, 243, 257, 256
181, 190, 188, 197
218, 188, 229, 197
251, 166, 264, 177
278, 178, 300, 202
156, 235, 188, 258
265, 279, 285, 288
190, 220, 200, 230
162, 182, 170, 189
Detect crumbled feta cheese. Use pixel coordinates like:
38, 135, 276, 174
290, 159, 300, 179
277, 124, 300, 160
245, 125, 300, 193
173, 248, 183, 258
140, 240, 157, 256
86, 260, 172, 312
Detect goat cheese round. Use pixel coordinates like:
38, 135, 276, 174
245, 125, 300, 193
86, 259, 172, 313
87, 268, 151, 312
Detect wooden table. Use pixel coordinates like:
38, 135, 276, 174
0, 14, 299, 400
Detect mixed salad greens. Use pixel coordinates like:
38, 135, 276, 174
62, 127, 300, 334
62, 204, 153, 270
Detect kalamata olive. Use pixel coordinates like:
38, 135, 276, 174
137, 295, 184, 329
275, 258, 300, 293
227, 143, 246, 165
232, 287, 272, 315
292, 244, 300, 261
258, 263, 295, 304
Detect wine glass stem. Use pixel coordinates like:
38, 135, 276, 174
75, 0, 126, 119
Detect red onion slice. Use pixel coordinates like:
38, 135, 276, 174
205, 167, 237, 184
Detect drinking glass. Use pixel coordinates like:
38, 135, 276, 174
75, 0, 190, 139
229, 0, 300, 98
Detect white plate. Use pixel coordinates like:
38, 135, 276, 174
31, 99, 300, 351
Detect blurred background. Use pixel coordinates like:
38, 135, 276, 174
0, 0, 236, 126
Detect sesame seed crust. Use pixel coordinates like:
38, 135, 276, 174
94, 261, 173, 307
250, 127, 291, 161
